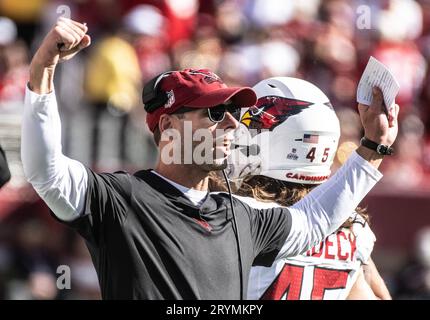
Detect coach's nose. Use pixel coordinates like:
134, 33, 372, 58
220, 111, 240, 131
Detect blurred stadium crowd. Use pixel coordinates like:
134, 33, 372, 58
0, 0, 430, 299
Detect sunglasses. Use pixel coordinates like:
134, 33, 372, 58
174, 104, 242, 123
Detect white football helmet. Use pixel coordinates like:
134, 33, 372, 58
227, 77, 340, 185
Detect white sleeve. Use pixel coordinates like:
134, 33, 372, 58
277, 151, 382, 258
353, 220, 376, 264
21, 86, 88, 221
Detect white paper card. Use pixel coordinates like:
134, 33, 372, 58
357, 56, 400, 111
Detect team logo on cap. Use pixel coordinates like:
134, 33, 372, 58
241, 96, 312, 135
188, 69, 223, 84
164, 90, 175, 108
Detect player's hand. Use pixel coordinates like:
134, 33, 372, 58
357, 87, 399, 146
32, 17, 91, 69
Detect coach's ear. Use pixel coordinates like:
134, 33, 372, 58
158, 114, 174, 135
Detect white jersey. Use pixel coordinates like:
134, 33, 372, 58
237, 196, 376, 300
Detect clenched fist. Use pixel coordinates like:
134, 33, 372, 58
29, 17, 91, 94
36, 17, 91, 67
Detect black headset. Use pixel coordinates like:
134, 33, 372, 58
142, 71, 174, 113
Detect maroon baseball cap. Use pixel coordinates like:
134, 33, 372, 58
144, 68, 257, 132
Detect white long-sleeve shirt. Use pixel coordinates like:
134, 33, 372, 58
21, 87, 383, 258
22, 86, 88, 221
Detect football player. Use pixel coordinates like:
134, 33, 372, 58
227, 77, 391, 300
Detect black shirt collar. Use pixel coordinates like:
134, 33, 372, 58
133, 170, 227, 220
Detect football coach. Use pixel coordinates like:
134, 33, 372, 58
21, 18, 399, 299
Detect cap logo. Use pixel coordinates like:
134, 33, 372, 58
188, 69, 223, 84
164, 90, 175, 108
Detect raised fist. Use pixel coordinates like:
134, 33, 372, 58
33, 17, 91, 68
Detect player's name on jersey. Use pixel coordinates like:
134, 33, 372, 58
305, 229, 356, 262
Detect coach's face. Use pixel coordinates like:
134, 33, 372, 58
158, 108, 240, 171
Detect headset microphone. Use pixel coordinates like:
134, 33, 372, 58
232, 143, 260, 157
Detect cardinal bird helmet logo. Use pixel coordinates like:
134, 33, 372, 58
240, 96, 312, 136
